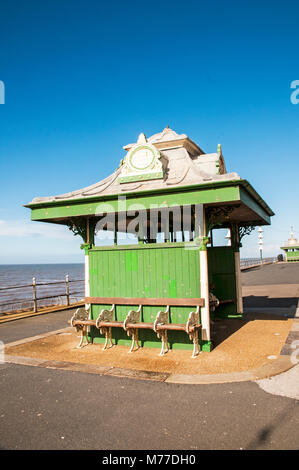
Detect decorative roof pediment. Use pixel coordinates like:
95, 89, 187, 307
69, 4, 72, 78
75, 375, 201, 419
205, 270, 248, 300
118, 133, 164, 183
123, 126, 204, 156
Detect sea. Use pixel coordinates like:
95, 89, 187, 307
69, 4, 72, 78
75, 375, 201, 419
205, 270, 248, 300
0, 264, 85, 313
0, 258, 276, 314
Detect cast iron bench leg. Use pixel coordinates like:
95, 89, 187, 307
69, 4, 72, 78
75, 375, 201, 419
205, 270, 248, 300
127, 328, 140, 353
123, 305, 142, 353
191, 329, 200, 358
154, 306, 170, 356
96, 305, 115, 350
101, 326, 113, 350
70, 307, 91, 349
77, 325, 90, 349
159, 330, 169, 356
186, 306, 201, 358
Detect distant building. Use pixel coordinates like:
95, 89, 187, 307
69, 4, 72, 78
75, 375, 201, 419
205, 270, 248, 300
280, 228, 299, 262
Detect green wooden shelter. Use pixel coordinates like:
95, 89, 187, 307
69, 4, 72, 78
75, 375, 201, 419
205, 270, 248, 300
280, 228, 299, 262
25, 127, 274, 352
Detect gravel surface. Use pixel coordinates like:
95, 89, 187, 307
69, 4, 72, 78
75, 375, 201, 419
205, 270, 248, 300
6, 314, 293, 375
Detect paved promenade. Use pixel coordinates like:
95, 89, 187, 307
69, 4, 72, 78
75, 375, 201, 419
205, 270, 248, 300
242, 262, 299, 316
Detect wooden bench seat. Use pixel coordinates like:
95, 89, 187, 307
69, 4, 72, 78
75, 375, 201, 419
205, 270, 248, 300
70, 296, 204, 358
218, 299, 235, 305
209, 296, 235, 314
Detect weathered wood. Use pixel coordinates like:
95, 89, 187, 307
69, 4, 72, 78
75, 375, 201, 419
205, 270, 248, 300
156, 323, 201, 332
32, 277, 37, 313
72, 319, 201, 332
65, 274, 70, 306
85, 296, 205, 307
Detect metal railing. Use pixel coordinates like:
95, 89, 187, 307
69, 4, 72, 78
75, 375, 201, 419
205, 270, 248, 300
240, 257, 277, 269
0, 276, 84, 314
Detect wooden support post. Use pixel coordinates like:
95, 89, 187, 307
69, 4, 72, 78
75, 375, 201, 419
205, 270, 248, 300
234, 251, 243, 314
210, 229, 213, 247
232, 224, 243, 314
32, 277, 37, 313
196, 204, 210, 343
83, 221, 91, 314
114, 214, 118, 245
200, 249, 210, 341
86, 217, 90, 244
65, 274, 70, 306
165, 214, 170, 242
85, 253, 90, 308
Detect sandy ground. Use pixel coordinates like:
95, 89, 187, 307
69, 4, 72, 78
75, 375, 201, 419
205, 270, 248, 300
6, 313, 293, 375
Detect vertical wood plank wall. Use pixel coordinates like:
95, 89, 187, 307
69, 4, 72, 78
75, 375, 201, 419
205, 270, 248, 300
207, 247, 238, 317
89, 243, 201, 349
88, 243, 238, 348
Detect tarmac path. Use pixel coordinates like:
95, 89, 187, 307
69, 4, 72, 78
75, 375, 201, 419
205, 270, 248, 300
242, 262, 299, 286
0, 361, 298, 452
242, 263, 299, 401
0, 262, 298, 451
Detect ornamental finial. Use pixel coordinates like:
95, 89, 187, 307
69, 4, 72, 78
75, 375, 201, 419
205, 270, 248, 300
137, 133, 147, 144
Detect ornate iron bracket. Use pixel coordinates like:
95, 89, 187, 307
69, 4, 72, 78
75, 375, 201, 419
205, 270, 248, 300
67, 217, 97, 244
205, 206, 235, 234
238, 225, 256, 247
67, 217, 88, 242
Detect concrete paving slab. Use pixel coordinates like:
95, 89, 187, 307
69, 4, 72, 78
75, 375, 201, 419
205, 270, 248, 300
166, 356, 294, 384
105, 367, 170, 382
4, 354, 49, 367
257, 364, 299, 400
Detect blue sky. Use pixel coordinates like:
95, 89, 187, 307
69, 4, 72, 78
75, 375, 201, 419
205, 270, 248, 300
0, 0, 298, 263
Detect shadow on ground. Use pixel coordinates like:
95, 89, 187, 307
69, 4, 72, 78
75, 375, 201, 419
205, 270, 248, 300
243, 296, 297, 309
245, 402, 298, 450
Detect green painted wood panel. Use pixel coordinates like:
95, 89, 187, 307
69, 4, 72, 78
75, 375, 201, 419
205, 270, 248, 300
89, 243, 201, 349
285, 250, 299, 262
29, 185, 241, 220
207, 246, 237, 317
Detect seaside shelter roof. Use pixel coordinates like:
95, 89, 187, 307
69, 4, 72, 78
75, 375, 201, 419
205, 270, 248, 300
25, 127, 274, 228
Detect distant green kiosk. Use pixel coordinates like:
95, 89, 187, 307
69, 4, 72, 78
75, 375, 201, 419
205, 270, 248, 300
25, 128, 274, 352
280, 228, 299, 262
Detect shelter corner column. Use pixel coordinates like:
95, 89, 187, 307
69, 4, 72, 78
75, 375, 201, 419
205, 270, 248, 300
80, 243, 91, 312
84, 249, 90, 298
232, 224, 243, 315
81, 218, 94, 314
196, 205, 211, 349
